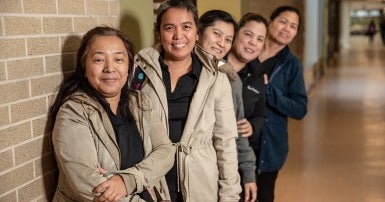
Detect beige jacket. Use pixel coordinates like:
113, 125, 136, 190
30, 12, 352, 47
52, 90, 175, 201
134, 45, 242, 202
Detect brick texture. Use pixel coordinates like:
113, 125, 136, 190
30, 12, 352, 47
7, 58, 44, 80
0, 62, 5, 81
0, 1, 120, 200
0, 149, 14, 172
0, 39, 26, 59
0, 81, 29, 105
23, 0, 57, 14
4, 16, 42, 36
0, 106, 9, 126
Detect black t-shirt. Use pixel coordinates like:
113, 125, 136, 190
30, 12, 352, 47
108, 111, 151, 200
108, 112, 143, 169
159, 53, 202, 202
238, 60, 266, 119
159, 53, 202, 143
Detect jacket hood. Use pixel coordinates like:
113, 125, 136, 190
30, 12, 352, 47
68, 91, 103, 111
68, 90, 147, 114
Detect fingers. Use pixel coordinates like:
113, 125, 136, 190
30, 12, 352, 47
93, 181, 107, 196
250, 186, 257, 202
244, 188, 250, 201
243, 183, 257, 202
95, 188, 123, 202
237, 119, 253, 137
98, 165, 107, 174
264, 73, 269, 84
94, 188, 118, 202
93, 175, 127, 202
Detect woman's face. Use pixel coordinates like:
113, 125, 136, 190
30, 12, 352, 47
197, 20, 234, 60
268, 11, 299, 46
159, 7, 198, 61
85, 36, 129, 100
232, 21, 266, 63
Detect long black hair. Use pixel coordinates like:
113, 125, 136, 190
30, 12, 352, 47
49, 26, 135, 125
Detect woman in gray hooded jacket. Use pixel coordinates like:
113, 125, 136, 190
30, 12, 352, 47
50, 26, 175, 202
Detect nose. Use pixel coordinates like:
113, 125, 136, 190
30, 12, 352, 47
283, 24, 289, 32
103, 57, 115, 72
217, 37, 225, 48
249, 37, 257, 46
173, 27, 182, 39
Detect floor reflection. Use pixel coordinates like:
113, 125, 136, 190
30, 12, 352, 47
275, 35, 385, 202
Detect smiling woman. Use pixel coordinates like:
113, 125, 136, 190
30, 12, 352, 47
133, 0, 242, 201
84, 36, 129, 113
49, 26, 175, 202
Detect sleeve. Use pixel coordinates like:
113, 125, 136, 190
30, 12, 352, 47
212, 74, 242, 201
52, 101, 107, 201
265, 59, 308, 120
117, 97, 175, 194
236, 136, 256, 183
232, 78, 257, 184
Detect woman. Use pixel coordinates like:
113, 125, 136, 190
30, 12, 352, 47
227, 13, 269, 202
197, 11, 267, 202
255, 6, 308, 202
50, 26, 174, 201
133, 0, 241, 201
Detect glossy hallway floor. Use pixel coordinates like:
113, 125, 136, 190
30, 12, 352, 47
275, 35, 385, 202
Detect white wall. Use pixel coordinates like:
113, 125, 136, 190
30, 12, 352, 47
340, 1, 385, 50
304, 0, 322, 70
303, 0, 325, 89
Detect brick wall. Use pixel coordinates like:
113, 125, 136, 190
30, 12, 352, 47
0, 0, 120, 201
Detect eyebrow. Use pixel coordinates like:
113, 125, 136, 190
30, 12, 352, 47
280, 17, 298, 27
92, 51, 126, 55
213, 28, 223, 33
90, 51, 127, 56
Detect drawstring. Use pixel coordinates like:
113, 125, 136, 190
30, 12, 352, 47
173, 142, 192, 192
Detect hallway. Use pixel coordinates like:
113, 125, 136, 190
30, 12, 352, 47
275, 35, 385, 202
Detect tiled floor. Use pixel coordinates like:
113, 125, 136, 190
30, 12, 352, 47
275, 35, 385, 202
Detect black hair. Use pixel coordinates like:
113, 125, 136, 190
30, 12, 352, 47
198, 9, 238, 35
238, 12, 268, 30
155, 0, 199, 33
270, 5, 301, 30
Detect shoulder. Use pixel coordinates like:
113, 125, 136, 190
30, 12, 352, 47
281, 47, 302, 69
194, 45, 219, 73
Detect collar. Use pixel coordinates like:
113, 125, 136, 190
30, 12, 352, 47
158, 52, 202, 79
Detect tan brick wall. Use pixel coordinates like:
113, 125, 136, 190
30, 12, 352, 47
0, 0, 120, 201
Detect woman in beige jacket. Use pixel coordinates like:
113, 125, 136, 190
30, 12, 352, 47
132, 0, 241, 201
50, 26, 174, 201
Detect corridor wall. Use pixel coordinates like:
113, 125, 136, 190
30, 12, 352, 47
0, 1, 121, 201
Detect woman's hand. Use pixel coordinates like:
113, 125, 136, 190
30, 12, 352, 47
243, 182, 257, 202
237, 118, 253, 137
93, 166, 127, 202
264, 73, 269, 85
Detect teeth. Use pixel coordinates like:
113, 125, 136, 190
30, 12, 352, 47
173, 44, 186, 48
245, 48, 254, 53
212, 48, 221, 54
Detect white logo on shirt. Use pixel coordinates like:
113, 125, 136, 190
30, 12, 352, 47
247, 85, 260, 94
